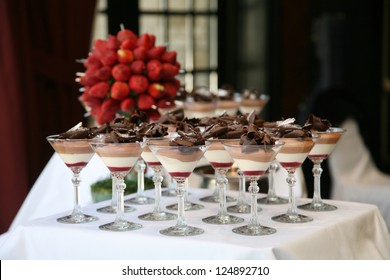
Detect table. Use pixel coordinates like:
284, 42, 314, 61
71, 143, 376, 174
1, 188, 389, 260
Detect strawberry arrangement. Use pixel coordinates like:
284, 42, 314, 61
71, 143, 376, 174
77, 28, 180, 125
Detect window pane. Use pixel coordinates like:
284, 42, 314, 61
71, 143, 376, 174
194, 72, 209, 88
194, 16, 209, 69
169, 0, 189, 11
139, 0, 164, 11
139, 15, 166, 45
168, 16, 187, 70
194, 0, 209, 11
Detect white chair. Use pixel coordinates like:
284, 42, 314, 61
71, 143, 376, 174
329, 118, 390, 231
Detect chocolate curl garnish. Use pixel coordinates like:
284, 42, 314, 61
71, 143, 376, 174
158, 107, 185, 124
303, 114, 332, 131
138, 123, 168, 138
59, 122, 96, 139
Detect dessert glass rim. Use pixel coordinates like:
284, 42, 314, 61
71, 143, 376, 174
46, 134, 91, 142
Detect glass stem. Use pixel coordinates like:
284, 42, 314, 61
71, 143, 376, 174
110, 176, 118, 208
212, 172, 220, 197
175, 178, 187, 227
152, 167, 163, 213
237, 169, 247, 205
286, 169, 298, 217
267, 162, 278, 200
71, 168, 83, 218
248, 177, 260, 227
136, 159, 146, 197
114, 173, 127, 224
184, 179, 190, 205
216, 168, 229, 217
312, 159, 324, 207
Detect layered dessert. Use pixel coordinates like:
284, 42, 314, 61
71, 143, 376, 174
49, 123, 96, 168
272, 124, 315, 169
150, 130, 206, 178
224, 124, 279, 176
91, 127, 144, 173
239, 89, 269, 115
183, 86, 217, 118
215, 86, 239, 116
303, 114, 344, 160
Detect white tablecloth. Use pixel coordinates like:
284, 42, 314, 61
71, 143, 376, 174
1, 188, 389, 260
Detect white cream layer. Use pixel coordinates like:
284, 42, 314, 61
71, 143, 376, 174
100, 156, 139, 168
141, 151, 159, 163
204, 150, 233, 164
276, 152, 309, 164
154, 155, 197, 173
233, 159, 271, 172
58, 153, 94, 164
309, 143, 337, 156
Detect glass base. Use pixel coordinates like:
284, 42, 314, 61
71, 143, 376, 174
257, 196, 288, 205
202, 214, 244, 224
125, 195, 154, 205
227, 204, 262, 214
99, 220, 142, 232
166, 202, 204, 211
199, 195, 236, 203
298, 202, 338, 212
160, 225, 204, 236
138, 211, 177, 221
96, 205, 136, 214
271, 213, 313, 223
57, 214, 98, 224
161, 189, 177, 197
232, 224, 277, 236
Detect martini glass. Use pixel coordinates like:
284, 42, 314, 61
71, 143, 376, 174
138, 142, 176, 221
298, 127, 346, 211
239, 92, 270, 115
202, 139, 244, 224
96, 176, 136, 213
227, 169, 252, 213
125, 159, 154, 205
272, 137, 316, 223
47, 135, 98, 224
149, 141, 208, 236
223, 139, 284, 236
257, 160, 288, 204
90, 138, 145, 231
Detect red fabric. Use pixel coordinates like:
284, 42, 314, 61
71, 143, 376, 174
0, 0, 96, 233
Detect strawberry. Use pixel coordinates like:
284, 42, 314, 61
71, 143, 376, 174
156, 98, 175, 109
89, 81, 110, 98
162, 82, 178, 98
149, 34, 156, 47
148, 83, 165, 99
129, 75, 149, 93
133, 46, 148, 61
79, 73, 100, 87
112, 64, 131, 81
117, 49, 134, 64
107, 35, 120, 50
111, 81, 130, 100
101, 98, 120, 114
84, 55, 102, 70
161, 51, 177, 64
120, 97, 136, 112
120, 38, 137, 50
144, 108, 160, 121
146, 60, 163, 81
99, 50, 117, 66
95, 66, 112, 81
130, 60, 145, 74
80, 91, 101, 108
96, 109, 115, 125
93, 39, 108, 52
162, 63, 179, 78
137, 94, 155, 110
147, 46, 166, 60
117, 29, 138, 44
136, 34, 154, 50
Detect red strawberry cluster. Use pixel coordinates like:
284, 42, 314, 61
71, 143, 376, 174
77, 29, 180, 125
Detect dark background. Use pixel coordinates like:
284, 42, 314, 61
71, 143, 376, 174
1, 0, 388, 233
